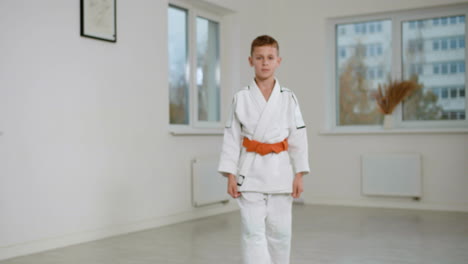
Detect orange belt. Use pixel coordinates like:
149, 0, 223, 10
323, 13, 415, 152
242, 137, 288, 156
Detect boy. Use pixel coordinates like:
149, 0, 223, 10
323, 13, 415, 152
218, 35, 309, 264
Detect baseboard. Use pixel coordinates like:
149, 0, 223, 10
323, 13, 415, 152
0, 202, 239, 261
304, 195, 468, 212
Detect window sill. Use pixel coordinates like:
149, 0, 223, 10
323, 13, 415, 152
319, 127, 468, 135
169, 126, 224, 136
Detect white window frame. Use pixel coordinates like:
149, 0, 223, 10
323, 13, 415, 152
325, 4, 468, 134
168, 0, 224, 135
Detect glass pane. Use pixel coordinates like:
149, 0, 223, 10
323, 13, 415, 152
402, 15, 466, 121
168, 6, 189, 124
196, 17, 220, 122
336, 20, 392, 126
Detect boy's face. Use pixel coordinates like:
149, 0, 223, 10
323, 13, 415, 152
249, 45, 282, 81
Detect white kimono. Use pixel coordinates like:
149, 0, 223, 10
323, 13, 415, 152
218, 78, 310, 193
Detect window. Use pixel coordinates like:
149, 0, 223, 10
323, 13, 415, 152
417, 20, 424, 28
377, 68, 383, 78
168, 2, 222, 131
441, 63, 448, 74
433, 39, 440, 50
329, 6, 468, 130
451, 87, 458, 98
402, 15, 466, 123
334, 19, 391, 126
450, 16, 457, 24
433, 64, 439, 74
168, 6, 189, 125
450, 38, 457, 49
433, 36, 465, 50
441, 17, 448, 25
410, 64, 423, 75
339, 47, 346, 58
451, 62, 457, 73
376, 22, 382, 32
196, 16, 221, 123
377, 44, 383, 55
354, 23, 361, 34
433, 61, 467, 74
442, 88, 449, 99
459, 61, 465, 72
441, 39, 448, 50
450, 112, 458, 119
368, 44, 375, 56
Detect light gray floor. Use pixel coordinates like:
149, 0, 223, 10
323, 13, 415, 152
2, 204, 468, 264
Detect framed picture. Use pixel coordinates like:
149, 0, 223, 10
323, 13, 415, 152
80, 0, 117, 42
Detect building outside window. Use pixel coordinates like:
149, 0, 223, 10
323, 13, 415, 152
168, 2, 221, 130
335, 19, 392, 126
402, 14, 465, 121
168, 5, 189, 125
331, 5, 467, 129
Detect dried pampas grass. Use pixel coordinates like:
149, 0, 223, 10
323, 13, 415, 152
373, 80, 420, 115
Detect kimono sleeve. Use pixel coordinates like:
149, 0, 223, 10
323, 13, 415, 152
218, 94, 242, 177
288, 92, 310, 175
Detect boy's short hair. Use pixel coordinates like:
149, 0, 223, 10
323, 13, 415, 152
250, 35, 279, 55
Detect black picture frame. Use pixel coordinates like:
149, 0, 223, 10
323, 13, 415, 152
80, 0, 117, 42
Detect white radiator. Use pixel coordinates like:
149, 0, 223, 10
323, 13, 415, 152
361, 153, 422, 199
191, 157, 230, 207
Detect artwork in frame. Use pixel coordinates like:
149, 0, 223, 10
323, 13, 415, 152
80, 0, 117, 42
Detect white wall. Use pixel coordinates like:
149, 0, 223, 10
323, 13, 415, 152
273, 0, 468, 211
0, 0, 276, 260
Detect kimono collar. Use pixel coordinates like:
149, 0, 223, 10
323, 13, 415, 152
249, 78, 281, 110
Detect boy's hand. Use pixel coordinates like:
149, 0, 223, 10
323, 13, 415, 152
227, 174, 241, 198
292, 173, 304, 198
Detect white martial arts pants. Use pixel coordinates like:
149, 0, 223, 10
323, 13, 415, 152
237, 192, 293, 264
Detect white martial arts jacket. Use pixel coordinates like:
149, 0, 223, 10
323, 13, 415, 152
218, 78, 310, 193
